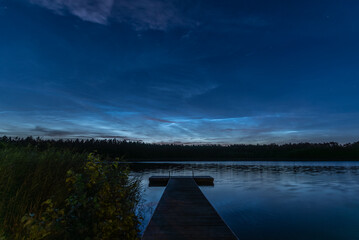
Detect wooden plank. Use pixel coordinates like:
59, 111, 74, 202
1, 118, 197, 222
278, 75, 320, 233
142, 177, 238, 240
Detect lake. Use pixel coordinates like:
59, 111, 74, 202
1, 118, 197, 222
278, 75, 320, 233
129, 161, 359, 240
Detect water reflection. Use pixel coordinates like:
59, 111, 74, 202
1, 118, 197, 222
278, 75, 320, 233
129, 161, 359, 240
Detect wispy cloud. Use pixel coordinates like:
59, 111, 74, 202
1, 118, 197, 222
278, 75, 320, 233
33, 126, 73, 137
146, 117, 176, 123
149, 83, 218, 101
28, 0, 270, 31
31, 126, 141, 140
2, 110, 359, 144
112, 0, 197, 30
29, 0, 196, 30
30, 0, 114, 24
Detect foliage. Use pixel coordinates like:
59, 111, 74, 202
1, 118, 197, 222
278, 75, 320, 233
0, 144, 85, 238
22, 153, 141, 240
0, 144, 141, 239
1, 136, 359, 160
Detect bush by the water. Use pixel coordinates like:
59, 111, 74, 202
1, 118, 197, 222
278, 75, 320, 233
0, 143, 141, 239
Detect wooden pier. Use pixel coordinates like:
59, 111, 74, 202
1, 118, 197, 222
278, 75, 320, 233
149, 175, 214, 186
142, 176, 238, 240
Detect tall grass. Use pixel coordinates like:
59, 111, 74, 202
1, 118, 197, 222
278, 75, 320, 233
0, 143, 141, 239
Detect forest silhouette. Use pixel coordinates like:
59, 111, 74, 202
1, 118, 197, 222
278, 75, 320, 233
1, 136, 358, 160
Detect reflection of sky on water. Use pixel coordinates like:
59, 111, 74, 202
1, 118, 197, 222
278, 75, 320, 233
130, 161, 359, 240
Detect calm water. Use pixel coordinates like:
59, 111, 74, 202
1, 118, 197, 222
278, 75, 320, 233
129, 161, 359, 240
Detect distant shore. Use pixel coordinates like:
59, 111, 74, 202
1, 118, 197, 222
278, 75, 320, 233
127, 158, 359, 162
1, 136, 358, 161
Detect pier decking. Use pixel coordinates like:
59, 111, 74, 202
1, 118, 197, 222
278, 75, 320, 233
149, 175, 214, 186
142, 177, 238, 240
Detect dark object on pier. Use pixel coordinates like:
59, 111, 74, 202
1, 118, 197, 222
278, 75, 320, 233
142, 177, 238, 240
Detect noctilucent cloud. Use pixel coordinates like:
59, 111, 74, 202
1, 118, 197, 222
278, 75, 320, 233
1, 0, 359, 144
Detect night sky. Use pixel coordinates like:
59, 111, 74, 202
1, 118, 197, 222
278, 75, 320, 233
1, 0, 359, 144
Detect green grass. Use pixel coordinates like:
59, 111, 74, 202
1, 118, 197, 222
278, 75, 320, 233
0, 143, 141, 239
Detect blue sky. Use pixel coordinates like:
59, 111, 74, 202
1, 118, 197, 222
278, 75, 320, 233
1, 0, 359, 144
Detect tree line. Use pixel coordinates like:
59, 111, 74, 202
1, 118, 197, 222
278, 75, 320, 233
1, 136, 359, 160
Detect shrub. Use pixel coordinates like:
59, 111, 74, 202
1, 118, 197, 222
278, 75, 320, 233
0, 144, 141, 240
22, 153, 141, 240
0, 145, 85, 238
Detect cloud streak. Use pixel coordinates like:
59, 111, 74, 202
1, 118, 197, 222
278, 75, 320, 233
30, 0, 196, 30
1, 110, 359, 144
146, 117, 176, 123
30, 0, 114, 24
